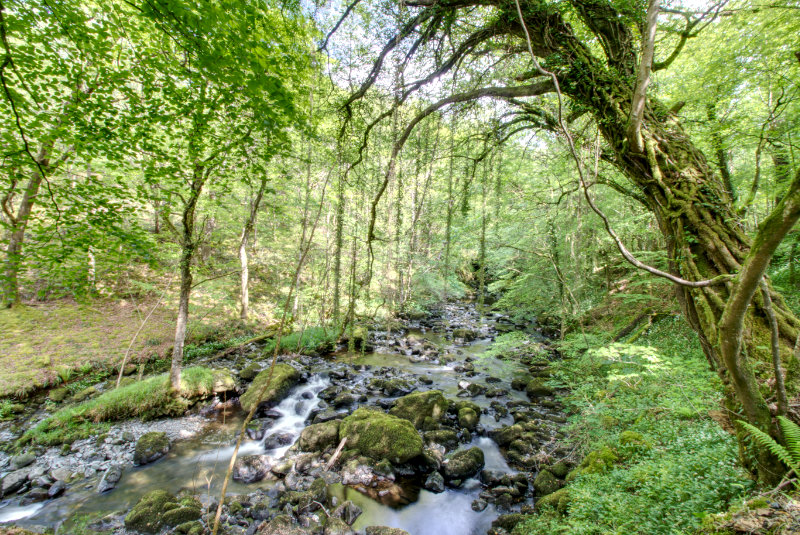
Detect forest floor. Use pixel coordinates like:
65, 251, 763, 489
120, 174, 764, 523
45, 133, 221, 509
0, 298, 174, 398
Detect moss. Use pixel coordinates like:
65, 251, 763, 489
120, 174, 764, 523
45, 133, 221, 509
389, 390, 449, 430
124, 489, 175, 533
70, 385, 98, 403
536, 488, 571, 514
134, 431, 170, 465
21, 367, 225, 447
567, 446, 619, 481
526, 379, 554, 398
239, 363, 301, 413
340, 408, 423, 464
619, 430, 651, 448
458, 407, 479, 430
442, 447, 485, 480
162, 506, 202, 526
298, 420, 340, 452
533, 469, 563, 495
48, 387, 69, 402
239, 361, 261, 381
424, 429, 459, 450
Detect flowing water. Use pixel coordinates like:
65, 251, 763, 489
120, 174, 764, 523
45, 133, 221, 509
4, 302, 544, 534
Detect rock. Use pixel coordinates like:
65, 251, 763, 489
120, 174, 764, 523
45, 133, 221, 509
490, 424, 524, 447
48, 480, 66, 498
424, 471, 445, 493
124, 489, 175, 533
162, 501, 202, 527
298, 420, 341, 452
389, 390, 449, 430
50, 467, 72, 482
256, 514, 307, 535
365, 527, 411, 535
134, 431, 170, 465
511, 377, 528, 390
458, 407, 479, 431
263, 432, 295, 450
314, 409, 345, 424
453, 328, 477, 341
1, 468, 29, 497
442, 447, 484, 481
240, 364, 302, 413
10, 453, 36, 469
339, 408, 423, 464
547, 460, 570, 479
533, 469, 562, 496
71, 385, 98, 402
491, 513, 526, 533
423, 430, 459, 451
97, 464, 123, 493
233, 455, 271, 483
333, 500, 362, 525
525, 379, 554, 398
21, 487, 49, 504
471, 498, 488, 512
240, 362, 262, 381
466, 383, 487, 397
48, 387, 69, 402
325, 517, 356, 535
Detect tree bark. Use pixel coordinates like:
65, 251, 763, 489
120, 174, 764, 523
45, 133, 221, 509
240, 176, 268, 321
170, 165, 206, 392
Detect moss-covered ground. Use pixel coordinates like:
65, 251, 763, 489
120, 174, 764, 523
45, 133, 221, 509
19, 367, 230, 447
513, 314, 755, 535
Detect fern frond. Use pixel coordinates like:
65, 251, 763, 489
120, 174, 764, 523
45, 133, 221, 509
738, 420, 800, 475
777, 416, 800, 465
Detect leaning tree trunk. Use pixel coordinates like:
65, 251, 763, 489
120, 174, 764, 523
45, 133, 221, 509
557, 37, 800, 482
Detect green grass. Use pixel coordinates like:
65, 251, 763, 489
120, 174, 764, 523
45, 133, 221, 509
19, 367, 230, 447
514, 316, 753, 535
262, 326, 336, 355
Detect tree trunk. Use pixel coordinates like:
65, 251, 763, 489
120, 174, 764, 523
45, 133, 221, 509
2, 159, 46, 308
332, 176, 345, 325
170, 166, 206, 391
240, 176, 268, 321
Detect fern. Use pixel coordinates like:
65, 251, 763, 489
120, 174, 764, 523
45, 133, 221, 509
738, 416, 800, 476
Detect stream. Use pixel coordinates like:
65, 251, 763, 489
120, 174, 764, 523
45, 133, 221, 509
1, 301, 568, 534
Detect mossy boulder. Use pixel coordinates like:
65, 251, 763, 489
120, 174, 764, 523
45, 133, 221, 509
48, 387, 69, 403
133, 431, 170, 465
174, 521, 204, 535
325, 516, 356, 535
442, 447, 484, 480
491, 424, 524, 447
339, 408, 423, 464
298, 420, 341, 452
389, 390, 449, 430
547, 460, 570, 479
240, 363, 301, 413
124, 489, 176, 533
525, 379, 554, 398
536, 488, 571, 514
209, 369, 236, 393
423, 429, 459, 451
533, 469, 562, 496
458, 407, 479, 431
239, 362, 262, 382
70, 386, 98, 403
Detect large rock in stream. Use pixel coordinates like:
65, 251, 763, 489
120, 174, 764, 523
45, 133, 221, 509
339, 408, 423, 464
124, 489, 202, 534
134, 431, 170, 466
389, 390, 449, 430
298, 420, 341, 452
442, 447, 485, 480
240, 363, 301, 413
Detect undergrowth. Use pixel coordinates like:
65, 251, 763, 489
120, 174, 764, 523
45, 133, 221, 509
515, 315, 753, 535
262, 326, 337, 355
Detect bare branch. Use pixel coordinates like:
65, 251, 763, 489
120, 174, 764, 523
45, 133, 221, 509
627, 0, 660, 153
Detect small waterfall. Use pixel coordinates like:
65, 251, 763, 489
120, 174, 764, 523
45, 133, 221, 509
257, 374, 330, 459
